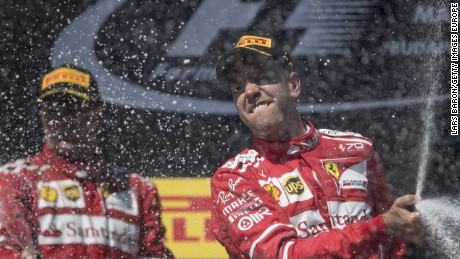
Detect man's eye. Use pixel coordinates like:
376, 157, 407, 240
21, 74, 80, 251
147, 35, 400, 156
230, 85, 243, 93
257, 77, 277, 85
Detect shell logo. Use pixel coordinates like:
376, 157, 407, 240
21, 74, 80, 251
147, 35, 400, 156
263, 182, 281, 201
40, 186, 58, 202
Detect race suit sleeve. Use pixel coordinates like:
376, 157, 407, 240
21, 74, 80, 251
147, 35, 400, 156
211, 169, 389, 259
367, 151, 406, 257
0, 165, 36, 259
134, 176, 174, 258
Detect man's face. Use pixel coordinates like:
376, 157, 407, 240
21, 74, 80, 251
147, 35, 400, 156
38, 95, 103, 161
227, 63, 300, 140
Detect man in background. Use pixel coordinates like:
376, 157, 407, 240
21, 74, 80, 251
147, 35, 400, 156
0, 65, 173, 258
210, 34, 424, 258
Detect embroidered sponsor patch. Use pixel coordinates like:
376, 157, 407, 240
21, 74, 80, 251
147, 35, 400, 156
282, 176, 305, 195
324, 162, 340, 179
38, 214, 140, 255
42, 67, 90, 90
40, 186, 58, 202
37, 180, 86, 209
222, 150, 264, 173
237, 206, 272, 231
339, 160, 368, 191
259, 169, 313, 207
62, 184, 81, 202
236, 35, 271, 48
106, 191, 139, 216
263, 182, 281, 201
319, 128, 363, 137
327, 201, 372, 229
289, 210, 328, 238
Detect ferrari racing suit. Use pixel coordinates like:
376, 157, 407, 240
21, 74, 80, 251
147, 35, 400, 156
0, 143, 173, 258
211, 120, 404, 258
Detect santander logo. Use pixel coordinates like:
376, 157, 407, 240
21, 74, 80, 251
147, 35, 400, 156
51, 0, 448, 114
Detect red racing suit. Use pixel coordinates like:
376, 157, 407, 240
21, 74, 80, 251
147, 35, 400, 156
211, 120, 405, 258
0, 143, 173, 259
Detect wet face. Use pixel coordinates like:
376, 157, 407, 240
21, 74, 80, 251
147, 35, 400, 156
38, 95, 104, 161
227, 64, 301, 141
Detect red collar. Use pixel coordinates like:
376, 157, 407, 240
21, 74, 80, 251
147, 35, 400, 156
253, 120, 320, 161
39, 142, 107, 180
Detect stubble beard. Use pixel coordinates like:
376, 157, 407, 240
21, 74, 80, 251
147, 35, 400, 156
248, 109, 286, 140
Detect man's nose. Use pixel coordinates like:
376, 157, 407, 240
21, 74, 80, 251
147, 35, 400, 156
244, 83, 261, 100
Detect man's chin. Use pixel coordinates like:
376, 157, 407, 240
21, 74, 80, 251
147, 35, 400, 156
54, 142, 93, 160
250, 122, 282, 140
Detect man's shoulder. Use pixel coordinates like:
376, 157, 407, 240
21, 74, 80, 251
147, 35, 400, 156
127, 172, 158, 191
319, 128, 373, 144
107, 166, 155, 189
212, 148, 262, 179
0, 156, 40, 175
319, 128, 365, 138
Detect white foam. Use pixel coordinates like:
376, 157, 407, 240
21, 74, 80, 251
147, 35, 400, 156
415, 197, 460, 258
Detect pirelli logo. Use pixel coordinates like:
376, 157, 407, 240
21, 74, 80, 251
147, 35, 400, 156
42, 67, 90, 90
236, 35, 272, 49
151, 178, 227, 258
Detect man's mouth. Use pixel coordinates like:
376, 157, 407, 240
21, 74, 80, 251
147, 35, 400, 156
252, 101, 271, 113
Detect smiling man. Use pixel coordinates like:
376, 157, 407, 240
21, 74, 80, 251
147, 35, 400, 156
0, 65, 173, 258
210, 35, 424, 258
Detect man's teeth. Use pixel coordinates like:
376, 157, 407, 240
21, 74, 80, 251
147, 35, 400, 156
253, 103, 268, 113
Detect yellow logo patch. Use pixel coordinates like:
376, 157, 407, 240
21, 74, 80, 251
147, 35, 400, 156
100, 183, 110, 198
40, 186, 58, 202
42, 67, 90, 90
325, 162, 340, 179
62, 184, 81, 202
263, 182, 281, 201
282, 176, 305, 195
236, 35, 272, 49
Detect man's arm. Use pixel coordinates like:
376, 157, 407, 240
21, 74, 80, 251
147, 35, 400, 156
211, 169, 391, 259
133, 175, 174, 258
0, 164, 38, 258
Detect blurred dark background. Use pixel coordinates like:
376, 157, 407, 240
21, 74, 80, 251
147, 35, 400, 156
0, 0, 458, 257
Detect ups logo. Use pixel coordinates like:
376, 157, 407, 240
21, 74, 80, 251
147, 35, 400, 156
282, 176, 305, 195
62, 184, 81, 202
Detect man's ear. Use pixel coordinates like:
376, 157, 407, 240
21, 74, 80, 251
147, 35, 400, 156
37, 107, 50, 133
288, 72, 301, 98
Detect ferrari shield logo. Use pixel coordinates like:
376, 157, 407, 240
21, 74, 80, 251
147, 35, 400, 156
325, 162, 340, 179
62, 184, 81, 202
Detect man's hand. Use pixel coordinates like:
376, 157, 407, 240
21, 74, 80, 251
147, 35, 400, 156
382, 194, 425, 244
20, 248, 40, 259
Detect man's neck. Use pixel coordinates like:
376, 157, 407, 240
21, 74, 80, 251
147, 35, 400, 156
254, 117, 307, 142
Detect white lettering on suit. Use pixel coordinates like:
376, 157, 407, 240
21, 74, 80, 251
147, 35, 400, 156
38, 214, 140, 255
327, 201, 373, 229
289, 210, 329, 238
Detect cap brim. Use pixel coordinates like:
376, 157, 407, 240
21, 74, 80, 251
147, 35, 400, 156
37, 88, 90, 102
216, 48, 283, 85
